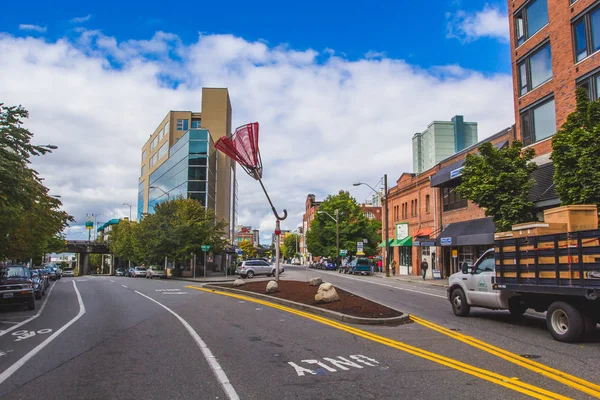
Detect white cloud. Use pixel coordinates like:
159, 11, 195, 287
0, 30, 515, 240
18, 24, 46, 33
447, 4, 508, 42
71, 14, 92, 23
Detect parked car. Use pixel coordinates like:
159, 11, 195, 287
236, 260, 284, 279
43, 264, 59, 281
132, 267, 147, 278
30, 270, 45, 300
126, 267, 136, 277
115, 268, 126, 277
33, 268, 50, 290
145, 266, 166, 279
62, 268, 75, 277
324, 260, 337, 270
349, 258, 373, 275
0, 265, 35, 310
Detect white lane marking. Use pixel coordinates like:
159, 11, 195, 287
0, 321, 19, 325
161, 292, 189, 295
0, 283, 57, 337
135, 290, 240, 400
0, 281, 85, 385
321, 272, 447, 299
121, 285, 128, 288
12, 329, 53, 342
110, 280, 115, 283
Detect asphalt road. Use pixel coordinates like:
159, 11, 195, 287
0, 272, 597, 400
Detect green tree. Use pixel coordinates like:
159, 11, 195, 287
108, 220, 139, 264
0, 104, 73, 261
551, 87, 600, 205
282, 233, 300, 259
456, 141, 537, 232
305, 190, 381, 259
133, 198, 229, 265
239, 240, 257, 259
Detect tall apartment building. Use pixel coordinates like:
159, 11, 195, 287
138, 88, 238, 243
412, 115, 478, 174
509, 0, 600, 156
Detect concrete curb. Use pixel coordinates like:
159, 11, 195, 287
202, 284, 411, 326
172, 277, 237, 284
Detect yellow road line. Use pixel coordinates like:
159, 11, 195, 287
187, 286, 569, 400
409, 315, 600, 399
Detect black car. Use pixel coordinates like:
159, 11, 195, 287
0, 266, 35, 310
30, 270, 45, 300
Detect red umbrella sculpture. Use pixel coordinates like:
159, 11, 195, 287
215, 122, 287, 279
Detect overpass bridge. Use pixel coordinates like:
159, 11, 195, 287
65, 240, 113, 275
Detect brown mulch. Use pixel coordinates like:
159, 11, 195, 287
213, 280, 402, 319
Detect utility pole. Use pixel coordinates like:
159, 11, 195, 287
384, 174, 390, 277
335, 209, 340, 269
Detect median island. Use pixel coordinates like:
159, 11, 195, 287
210, 280, 407, 324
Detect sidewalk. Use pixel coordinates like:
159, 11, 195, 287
171, 275, 238, 284
371, 272, 449, 287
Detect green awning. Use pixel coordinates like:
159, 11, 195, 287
378, 239, 394, 248
391, 236, 412, 247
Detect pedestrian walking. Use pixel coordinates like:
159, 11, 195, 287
377, 259, 382, 273
421, 258, 428, 280
391, 260, 397, 275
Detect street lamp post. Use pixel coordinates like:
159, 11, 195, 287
318, 210, 340, 269
122, 203, 132, 221
94, 214, 102, 241
354, 174, 390, 277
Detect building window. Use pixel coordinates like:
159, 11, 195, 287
425, 194, 431, 213
521, 97, 556, 146
364, 212, 375, 220
150, 135, 158, 151
192, 119, 201, 129
157, 143, 168, 160
177, 119, 189, 131
518, 42, 552, 95
573, 5, 600, 62
442, 186, 468, 212
577, 69, 600, 101
141, 165, 146, 176
165, 121, 170, 135
142, 150, 147, 161
514, 0, 548, 46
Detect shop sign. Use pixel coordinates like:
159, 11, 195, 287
440, 237, 452, 246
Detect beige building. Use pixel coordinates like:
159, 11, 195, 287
138, 88, 238, 242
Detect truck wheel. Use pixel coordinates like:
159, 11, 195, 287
508, 298, 527, 317
546, 301, 584, 342
451, 288, 470, 317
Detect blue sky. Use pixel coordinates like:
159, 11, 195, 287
0, 0, 515, 240
2, 0, 510, 73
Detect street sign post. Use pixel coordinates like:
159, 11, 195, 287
201, 245, 211, 278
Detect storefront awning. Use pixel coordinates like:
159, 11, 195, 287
414, 227, 433, 237
435, 217, 495, 246
378, 239, 394, 248
391, 236, 412, 247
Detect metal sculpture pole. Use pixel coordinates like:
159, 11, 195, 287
214, 122, 287, 281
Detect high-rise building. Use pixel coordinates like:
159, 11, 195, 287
412, 116, 478, 174
138, 88, 237, 242
508, 0, 600, 208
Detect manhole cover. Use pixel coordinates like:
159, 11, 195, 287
520, 354, 541, 359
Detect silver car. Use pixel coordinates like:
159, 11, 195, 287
145, 266, 166, 279
132, 267, 147, 278
62, 268, 75, 277
235, 260, 283, 279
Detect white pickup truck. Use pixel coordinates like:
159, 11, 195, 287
447, 249, 526, 318
447, 240, 600, 343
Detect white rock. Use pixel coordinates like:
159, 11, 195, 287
317, 282, 333, 292
233, 279, 245, 287
266, 280, 278, 293
309, 277, 323, 286
315, 286, 340, 303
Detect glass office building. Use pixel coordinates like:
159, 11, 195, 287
139, 129, 217, 217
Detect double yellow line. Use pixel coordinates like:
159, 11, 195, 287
410, 315, 600, 399
187, 286, 569, 400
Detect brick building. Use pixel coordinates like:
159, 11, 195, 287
236, 226, 254, 246
386, 127, 515, 277
508, 0, 600, 198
